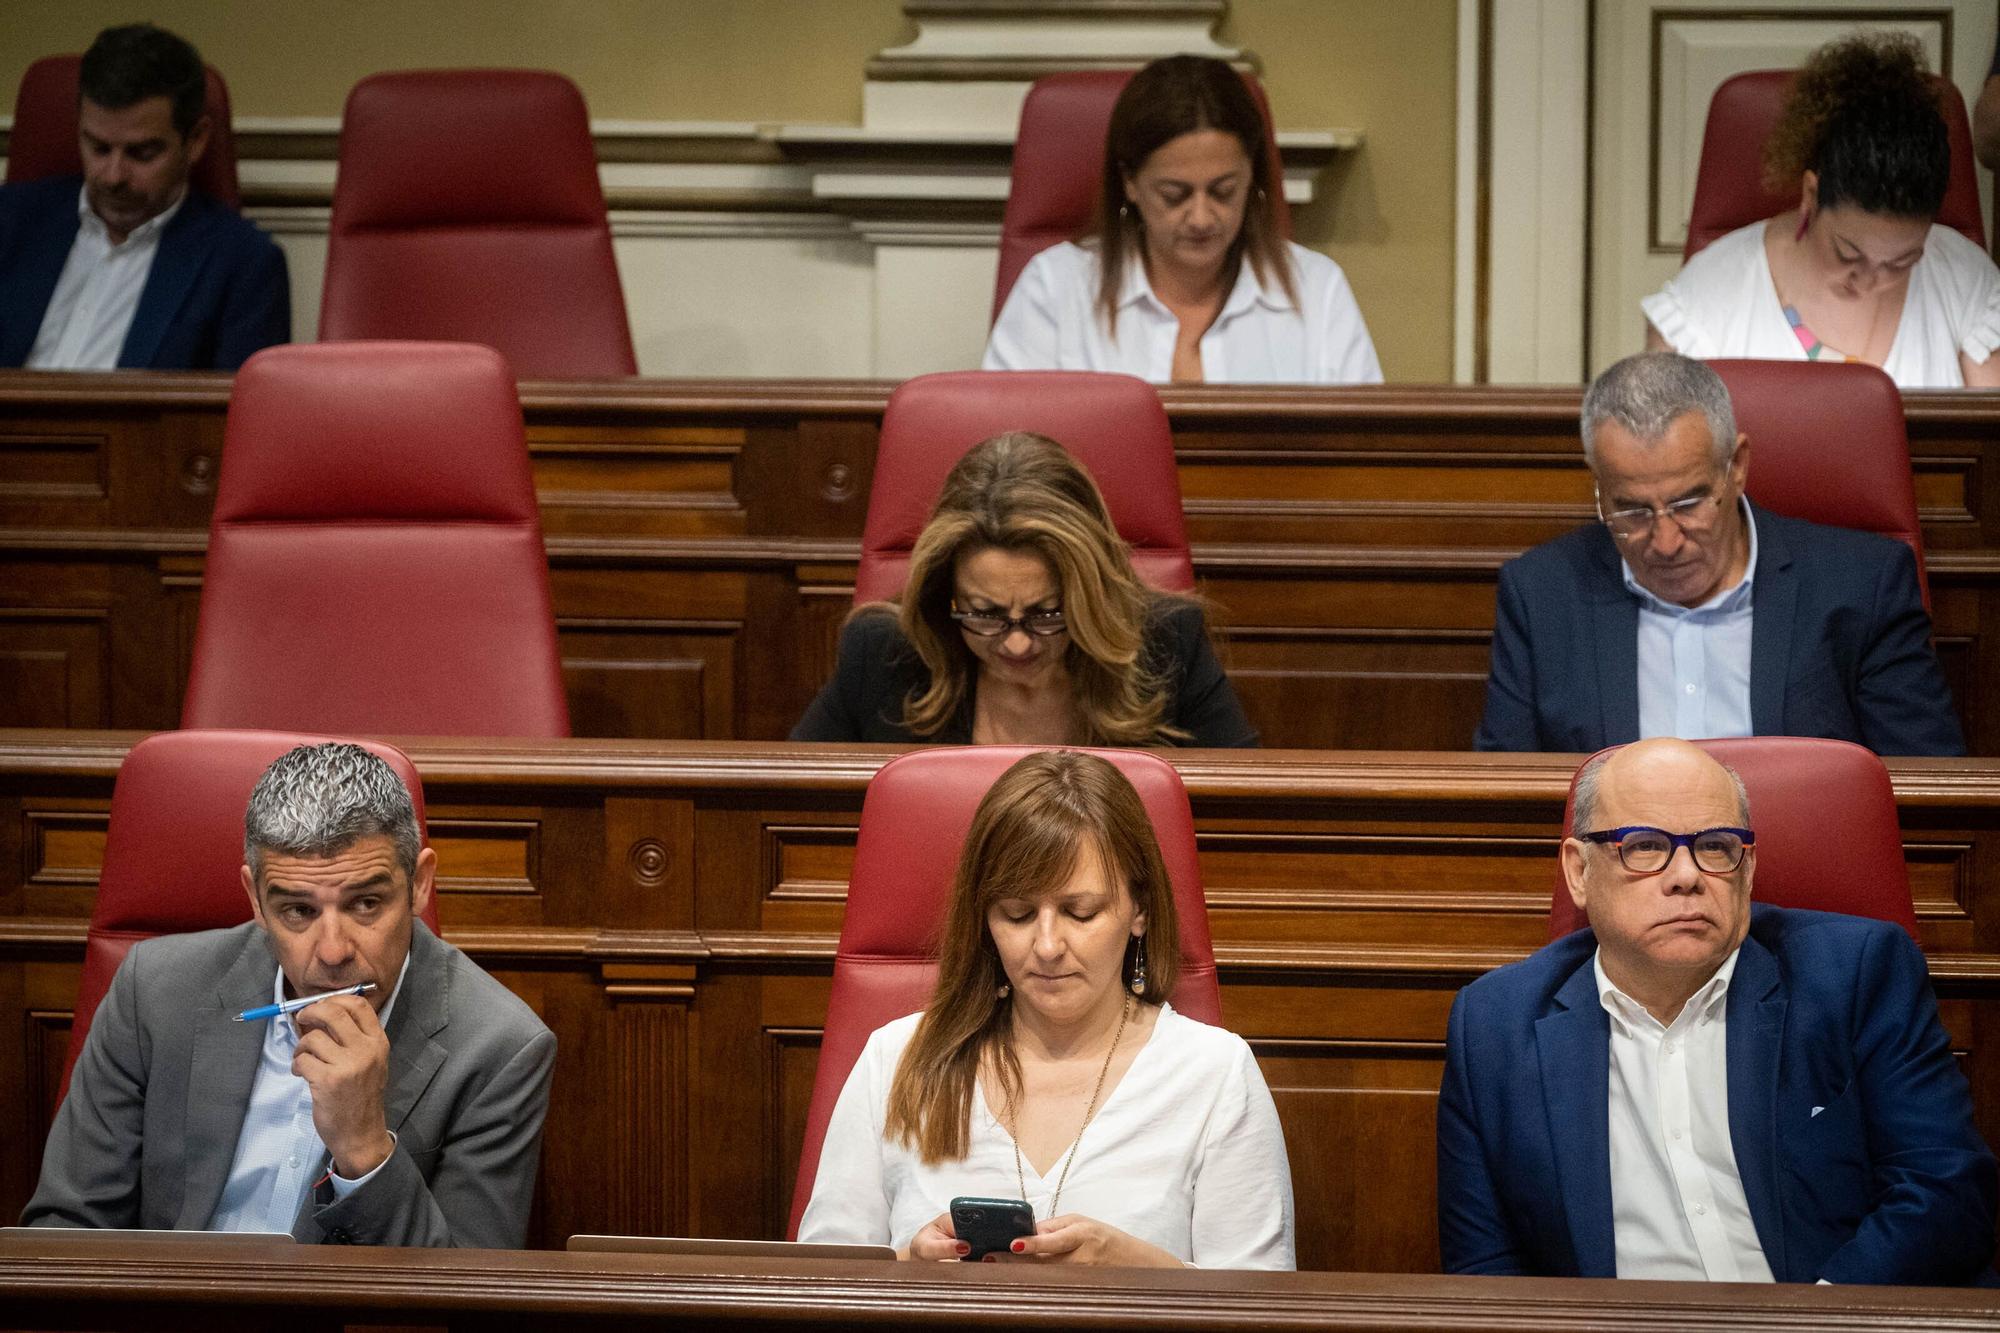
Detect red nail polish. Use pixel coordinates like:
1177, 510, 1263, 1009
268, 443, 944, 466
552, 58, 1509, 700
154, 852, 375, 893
1011, 1240, 1025, 1253
955, 1242, 969, 1255
981, 1254, 996, 1263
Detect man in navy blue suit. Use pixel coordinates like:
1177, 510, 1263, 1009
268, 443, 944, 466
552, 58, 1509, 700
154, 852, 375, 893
1437, 738, 1995, 1284
1474, 352, 1962, 756
0, 23, 287, 371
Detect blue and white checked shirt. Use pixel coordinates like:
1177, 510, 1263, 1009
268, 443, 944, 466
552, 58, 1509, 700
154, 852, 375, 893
207, 955, 409, 1233
1621, 499, 1759, 743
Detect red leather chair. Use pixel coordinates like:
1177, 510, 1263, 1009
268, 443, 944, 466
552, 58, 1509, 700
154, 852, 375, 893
854, 370, 1194, 604
181, 341, 572, 737
7, 54, 240, 208
63, 729, 439, 1102
993, 68, 1288, 321
1711, 359, 1931, 612
1683, 69, 1982, 260
319, 70, 636, 377
1548, 737, 1916, 941
787, 745, 1222, 1238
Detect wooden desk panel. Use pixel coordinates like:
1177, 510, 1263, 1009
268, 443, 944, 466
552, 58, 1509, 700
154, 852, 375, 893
1, 736, 1996, 1270
2, 1237, 1996, 1332
2, 376, 1997, 751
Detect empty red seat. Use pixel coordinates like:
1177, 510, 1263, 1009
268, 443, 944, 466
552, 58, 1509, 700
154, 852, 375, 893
63, 729, 439, 1102
994, 68, 1287, 322
1549, 737, 1915, 940
181, 341, 571, 737
319, 70, 636, 377
1683, 69, 1982, 260
855, 370, 1194, 604
787, 745, 1222, 1238
7, 54, 239, 208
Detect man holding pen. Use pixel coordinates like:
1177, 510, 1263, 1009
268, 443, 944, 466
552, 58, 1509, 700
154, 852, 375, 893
22, 743, 555, 1246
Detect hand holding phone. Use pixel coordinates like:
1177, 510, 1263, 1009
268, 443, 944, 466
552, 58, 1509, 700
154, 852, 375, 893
949, 1196, 1036, 1261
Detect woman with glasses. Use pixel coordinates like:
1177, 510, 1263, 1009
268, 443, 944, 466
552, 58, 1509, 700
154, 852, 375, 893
790, 431, 1256, 746
798, 749, 1294, 1267
1643, 32, 2000, 388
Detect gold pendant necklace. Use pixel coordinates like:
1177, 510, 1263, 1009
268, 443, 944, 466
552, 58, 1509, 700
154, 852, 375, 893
1008, 992, 1132, 1220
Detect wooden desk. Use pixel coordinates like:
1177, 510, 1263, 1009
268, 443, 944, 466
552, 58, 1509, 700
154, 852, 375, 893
0, 1235, 1995, 1331
3, 375, 1997, 751
3, 735, 1997, 1269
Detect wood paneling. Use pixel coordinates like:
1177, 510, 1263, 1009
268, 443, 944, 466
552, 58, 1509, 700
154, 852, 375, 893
3, 376, 1998, 751
1, 734, 1996, 1273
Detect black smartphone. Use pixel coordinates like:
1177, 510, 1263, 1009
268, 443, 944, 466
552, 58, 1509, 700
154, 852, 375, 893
949, 1196, 1036, 1261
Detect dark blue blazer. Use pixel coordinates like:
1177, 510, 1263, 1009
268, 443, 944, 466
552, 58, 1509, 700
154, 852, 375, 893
1474, 504, 1965, 756
1437, 905, 1997, 1284
0, 175, 289, 370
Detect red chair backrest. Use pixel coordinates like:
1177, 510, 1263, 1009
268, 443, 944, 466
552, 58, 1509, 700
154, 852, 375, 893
181, 341, 571, 737
1684, 69, 1983, 260
854, 370, 1194, 604
787, 745, 1221, 1238
1711, 359, 1930, 613
993, 68, 1289, 322
7, 54, 240, 208
1548, 737, 1915, 940
64, 729, 438, 1102
319, 69, 636, 377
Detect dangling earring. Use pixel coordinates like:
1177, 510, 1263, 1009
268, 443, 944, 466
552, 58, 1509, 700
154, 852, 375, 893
996, 981, 1011, 1000
1129, 934, 1148, 995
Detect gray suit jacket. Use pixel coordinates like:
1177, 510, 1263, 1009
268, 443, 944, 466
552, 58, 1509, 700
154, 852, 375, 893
23, 920, 555, 1247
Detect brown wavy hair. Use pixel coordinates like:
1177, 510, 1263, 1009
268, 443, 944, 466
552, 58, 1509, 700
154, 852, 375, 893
1762, 31, 1948, 218
1092, 54, 1296, 338
886, 431, 1189, 746
883, 749, 1181, 1164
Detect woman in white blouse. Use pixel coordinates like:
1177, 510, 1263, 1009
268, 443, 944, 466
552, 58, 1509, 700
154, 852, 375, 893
983, 55, 1381, 386
798, 749, 1294, 1268
1644, 32, 2000, 388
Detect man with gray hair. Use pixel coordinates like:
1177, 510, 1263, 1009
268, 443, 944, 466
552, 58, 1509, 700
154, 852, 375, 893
1475, 351, 1962, 755
24, 742, 555, 1246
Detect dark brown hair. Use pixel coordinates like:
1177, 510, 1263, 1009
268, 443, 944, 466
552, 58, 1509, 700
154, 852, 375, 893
888, 431, 1187, 745
1763, 31, 1947, 219
1092, 54, 1296, 337
882, 750, 1181, 1163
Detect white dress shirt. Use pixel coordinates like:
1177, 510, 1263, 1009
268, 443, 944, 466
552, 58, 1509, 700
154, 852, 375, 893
983, 239, 1383, 385
1624, 498, 1758, 742
798, 1002, 1295, 1268
27, 185, 186, 371
1595, 947, 1774, 1282
207, 955, 408, 1234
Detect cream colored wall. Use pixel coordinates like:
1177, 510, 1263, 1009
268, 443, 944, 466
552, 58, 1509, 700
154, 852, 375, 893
1, 1, 1457, 381
1223, 2, 1459, 382
0, 1, 910, 122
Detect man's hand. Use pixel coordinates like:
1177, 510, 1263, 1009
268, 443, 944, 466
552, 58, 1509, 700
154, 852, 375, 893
292, 994, 394, 1180
985, 1214, 1183, 1267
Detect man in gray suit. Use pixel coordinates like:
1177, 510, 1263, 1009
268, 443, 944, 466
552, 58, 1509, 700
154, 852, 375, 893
23, 742, 556, 1246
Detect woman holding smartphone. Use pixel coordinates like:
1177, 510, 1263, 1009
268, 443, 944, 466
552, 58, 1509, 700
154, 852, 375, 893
796, 750, 1294, 1268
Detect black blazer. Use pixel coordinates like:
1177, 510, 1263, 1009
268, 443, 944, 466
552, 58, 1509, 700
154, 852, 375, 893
0, 175, 290, 370
1474, 504, 1965, 756
791, 600, 1258, 746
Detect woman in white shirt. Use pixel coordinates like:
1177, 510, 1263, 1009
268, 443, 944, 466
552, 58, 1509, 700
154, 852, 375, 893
983, 55, 1380, 386
798, 749, 1294, 1268
1644, 32, 2000, 388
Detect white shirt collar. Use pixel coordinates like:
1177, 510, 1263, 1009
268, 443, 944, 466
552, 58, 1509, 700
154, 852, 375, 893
74, 181, 187, 247
1619, 494, 1759, 616
1114, 246, 1294, 317
270, 948, 414, 1039
1593, 944, 1742, 1033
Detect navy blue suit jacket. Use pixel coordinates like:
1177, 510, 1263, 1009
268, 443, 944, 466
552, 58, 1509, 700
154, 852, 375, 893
0, 175, 289, 370
1474, 504, 1965, 756
1437, 905, 1997, 1284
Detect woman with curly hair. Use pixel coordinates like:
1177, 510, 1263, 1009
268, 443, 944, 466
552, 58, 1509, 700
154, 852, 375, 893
1643, 32, 2000, 387
789, 431, 1255, 747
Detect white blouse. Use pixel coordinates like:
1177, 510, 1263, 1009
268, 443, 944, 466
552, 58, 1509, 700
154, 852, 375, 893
1641, 220, 2000, 389
983, 239, 1383, 385
797, 1002, 1296, 1269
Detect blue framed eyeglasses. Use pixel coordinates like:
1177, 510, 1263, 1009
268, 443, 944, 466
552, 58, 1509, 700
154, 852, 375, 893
1576, 825, 1754, 874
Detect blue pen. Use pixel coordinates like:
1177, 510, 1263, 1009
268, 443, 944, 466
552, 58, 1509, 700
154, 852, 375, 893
234, 981, 376, 1022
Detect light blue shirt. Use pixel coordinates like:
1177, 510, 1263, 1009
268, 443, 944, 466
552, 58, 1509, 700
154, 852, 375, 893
1622, 499, 1758, 742
207, 955, 409, 1233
